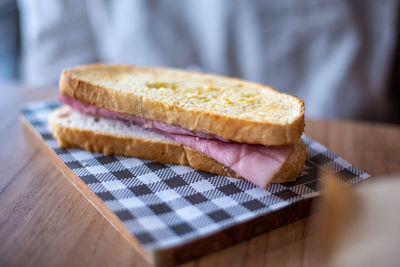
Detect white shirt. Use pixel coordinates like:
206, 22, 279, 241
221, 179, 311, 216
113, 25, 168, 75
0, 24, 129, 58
18, 0, 399, 121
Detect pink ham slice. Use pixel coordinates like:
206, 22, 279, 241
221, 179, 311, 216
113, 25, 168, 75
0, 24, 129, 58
60, 94, 293, 188
165, 133, 293, 188
60, 95, 227, 142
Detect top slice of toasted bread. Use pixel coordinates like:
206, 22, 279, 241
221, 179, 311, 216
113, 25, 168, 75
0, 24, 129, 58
60, 64, 304, 146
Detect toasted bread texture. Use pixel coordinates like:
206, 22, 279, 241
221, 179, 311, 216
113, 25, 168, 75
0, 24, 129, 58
49, 107, 306, 186
60, 64, 304, 146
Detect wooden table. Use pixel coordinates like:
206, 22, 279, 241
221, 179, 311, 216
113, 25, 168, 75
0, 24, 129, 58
1, 84, 400, 267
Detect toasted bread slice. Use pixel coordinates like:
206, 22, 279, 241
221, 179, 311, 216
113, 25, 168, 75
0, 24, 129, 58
60, 64, 304, 146
49, 106, 306, 186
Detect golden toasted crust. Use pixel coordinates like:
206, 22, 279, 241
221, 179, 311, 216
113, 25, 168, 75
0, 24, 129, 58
59, 64, 304, 146
272, 139, 306, 183
49, 109, 306, 187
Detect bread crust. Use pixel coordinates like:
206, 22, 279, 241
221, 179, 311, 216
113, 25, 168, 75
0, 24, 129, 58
59, 64, 305, 146
49, 112, 306, 187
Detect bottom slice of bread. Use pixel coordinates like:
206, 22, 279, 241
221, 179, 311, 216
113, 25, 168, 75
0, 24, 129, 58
49, 106, 306, 187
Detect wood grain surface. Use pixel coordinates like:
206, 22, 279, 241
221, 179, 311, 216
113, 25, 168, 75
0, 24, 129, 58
1, 84, 400, 267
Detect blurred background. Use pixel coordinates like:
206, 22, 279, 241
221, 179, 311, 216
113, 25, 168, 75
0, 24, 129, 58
1, 0, 399, 123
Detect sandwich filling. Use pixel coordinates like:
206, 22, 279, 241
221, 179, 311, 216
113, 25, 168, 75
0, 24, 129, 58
60, 94, 294, 188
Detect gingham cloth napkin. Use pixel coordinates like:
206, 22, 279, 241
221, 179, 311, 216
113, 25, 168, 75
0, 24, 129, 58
21, 100, 369, 250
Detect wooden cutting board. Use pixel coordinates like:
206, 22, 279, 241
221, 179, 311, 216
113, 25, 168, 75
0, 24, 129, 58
20, 101, 369, 266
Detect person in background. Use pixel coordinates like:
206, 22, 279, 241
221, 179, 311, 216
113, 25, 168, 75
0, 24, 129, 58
1, 0, 399, 123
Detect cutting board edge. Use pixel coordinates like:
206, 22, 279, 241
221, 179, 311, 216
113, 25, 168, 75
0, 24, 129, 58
21, 116, 156, 265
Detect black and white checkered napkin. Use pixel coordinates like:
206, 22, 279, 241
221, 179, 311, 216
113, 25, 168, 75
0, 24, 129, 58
21, 100, 369, 250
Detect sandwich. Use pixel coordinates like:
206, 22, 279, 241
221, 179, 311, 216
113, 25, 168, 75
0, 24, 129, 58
49, 64, 306, 188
